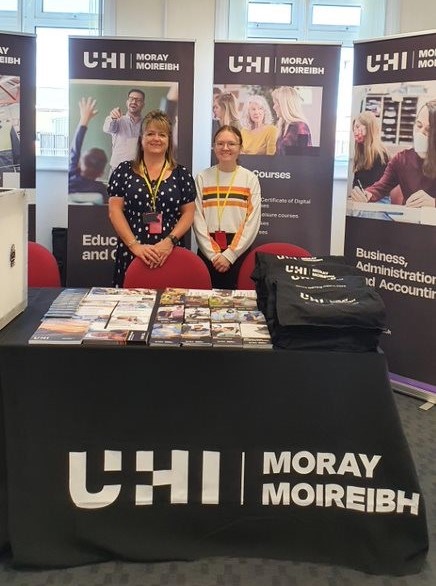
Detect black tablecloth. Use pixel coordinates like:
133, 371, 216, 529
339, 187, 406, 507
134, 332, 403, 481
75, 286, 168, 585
0, 289, 429, 574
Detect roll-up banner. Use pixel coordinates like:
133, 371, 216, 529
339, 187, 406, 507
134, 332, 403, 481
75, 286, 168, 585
67, 37, 194, 287
213, 42, 340, 254
0, 31, 36, 239
344, 31, 436, 397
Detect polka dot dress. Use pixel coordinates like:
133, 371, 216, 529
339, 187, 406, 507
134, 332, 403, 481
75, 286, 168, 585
108, 160, 196, 287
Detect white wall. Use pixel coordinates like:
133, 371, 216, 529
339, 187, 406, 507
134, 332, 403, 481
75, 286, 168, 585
35, 0, 435, 255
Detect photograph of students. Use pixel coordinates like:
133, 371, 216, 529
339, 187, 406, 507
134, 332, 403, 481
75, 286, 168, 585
213, 91, 241, 130
351, 111, 389, 192
68, 97, 108, 204
0, 75, 20, 187
271, 86, 312, 153
194, 125, 261, 289
103, 88, 145, 172
211, 86, 223, 139
239, 94, 277, 155
108, 110, 196, 287
350, 98, 436, 209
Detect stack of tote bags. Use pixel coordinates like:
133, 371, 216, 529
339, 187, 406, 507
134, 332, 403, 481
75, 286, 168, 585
251, 253, 387, 352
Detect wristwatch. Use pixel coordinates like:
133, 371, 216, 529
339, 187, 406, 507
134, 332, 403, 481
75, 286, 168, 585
167, 234, 179, 246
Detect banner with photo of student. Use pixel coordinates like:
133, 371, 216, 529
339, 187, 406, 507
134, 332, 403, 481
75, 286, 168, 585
67, 36, 194, 287
344, 31, 436, 394
0, 32, 36, 238
212, 42, 341, 254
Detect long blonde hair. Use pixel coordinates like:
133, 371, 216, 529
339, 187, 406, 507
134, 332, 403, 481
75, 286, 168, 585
352, 111, 388, 173
271, 86, 308, 135
215, 92, 240, 128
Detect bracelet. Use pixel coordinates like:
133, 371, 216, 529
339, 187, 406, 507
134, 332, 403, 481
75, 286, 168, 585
126, 237, 139, 248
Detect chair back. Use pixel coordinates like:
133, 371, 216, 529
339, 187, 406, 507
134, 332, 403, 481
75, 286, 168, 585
28, 241, 62, 287
236, 242, 311, 290
123, 246, 212, 289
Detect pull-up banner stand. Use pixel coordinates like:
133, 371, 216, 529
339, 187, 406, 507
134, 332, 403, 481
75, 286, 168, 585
344, 31, 436, 400
67, 36, 194, 287
0, 31, 36, 240
213, 42, 341, 255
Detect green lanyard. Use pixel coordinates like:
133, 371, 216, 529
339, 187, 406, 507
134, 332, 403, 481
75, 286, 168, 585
216, 165, 238, 229
140, 160, 168, 212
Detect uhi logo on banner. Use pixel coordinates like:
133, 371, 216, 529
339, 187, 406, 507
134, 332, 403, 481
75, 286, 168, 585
68, 449, 420, 516
229, 55, 271, 74
83, 51, 126, 69
366, 51, 408, 73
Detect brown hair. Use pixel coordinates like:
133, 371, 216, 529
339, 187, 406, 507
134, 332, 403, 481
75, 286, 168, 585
421, 99, 436, 179
133, 110, 176, 173
82, 148, 107, 178
213, 124, 243, 149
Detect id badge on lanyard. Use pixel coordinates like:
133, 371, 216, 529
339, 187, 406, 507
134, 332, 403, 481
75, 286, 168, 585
141, 161, 167, 236
214, 230, 227, 250
148, 213, 163, 234
215, 166, 237, 251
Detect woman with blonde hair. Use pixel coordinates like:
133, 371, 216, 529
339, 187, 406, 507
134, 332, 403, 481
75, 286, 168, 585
213, 92, 241, 129
351, 99, 436, 208
108, 110, 196, 286
352, 110, 389, 189
272, 86, 312, 152
239, 94, 277, 155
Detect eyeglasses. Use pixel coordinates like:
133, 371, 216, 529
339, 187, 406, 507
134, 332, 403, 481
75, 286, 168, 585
215, 141, 240, 149
128, 97, 143, 103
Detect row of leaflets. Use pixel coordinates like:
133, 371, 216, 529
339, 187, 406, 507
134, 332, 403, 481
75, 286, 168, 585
28, 287, 273, 349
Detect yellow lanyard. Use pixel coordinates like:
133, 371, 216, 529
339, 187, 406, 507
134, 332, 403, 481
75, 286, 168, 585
216, 165, 238, 229
140, 160, 168, 212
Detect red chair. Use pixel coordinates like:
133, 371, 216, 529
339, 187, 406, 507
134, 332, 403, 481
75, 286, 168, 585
28, 241, 62, 287
236, 242, 311, 290
123, 246, 212, 289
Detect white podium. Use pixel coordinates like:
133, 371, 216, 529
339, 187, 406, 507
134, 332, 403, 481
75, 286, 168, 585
0, 188, 28, 330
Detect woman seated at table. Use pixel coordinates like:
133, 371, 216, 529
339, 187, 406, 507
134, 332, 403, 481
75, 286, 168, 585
107, 110, 196, 287
350, 98, 436, 208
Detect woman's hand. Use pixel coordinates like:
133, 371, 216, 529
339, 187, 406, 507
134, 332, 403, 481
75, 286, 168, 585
405, 190, 435, 208
212, 254, 231, 273
153, 238, 174, 267
130, 243, 162, 268
350, 186, 371, 202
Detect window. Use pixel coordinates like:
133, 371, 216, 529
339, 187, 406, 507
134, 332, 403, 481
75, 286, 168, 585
2, 0, 102, 160
0, 0, 20, 30
247, 1, 302, 38
246, 0, 386, 163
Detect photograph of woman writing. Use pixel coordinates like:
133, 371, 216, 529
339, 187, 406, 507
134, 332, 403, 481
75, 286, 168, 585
350, 98, 436, 208
108, 109, 196, 287
194, 125, 261, 289
352, 110, 389, 191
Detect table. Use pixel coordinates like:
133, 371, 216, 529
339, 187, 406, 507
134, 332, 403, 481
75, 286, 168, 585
0, 289, 429, 574
346, 200, 436, 225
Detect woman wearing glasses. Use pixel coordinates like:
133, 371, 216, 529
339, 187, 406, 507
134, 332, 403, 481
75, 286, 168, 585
193, 125, 261, 289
